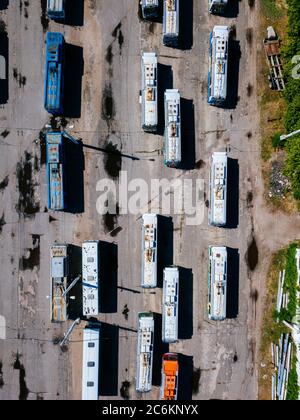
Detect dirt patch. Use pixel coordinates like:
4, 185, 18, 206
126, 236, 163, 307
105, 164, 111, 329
246, 236, 259, 271
102, 84, 115, 121
247, 131, 253, 139
13, 353, 29, 401
0, 214, 5, 235
112, 22, 122, 38
195, 160, 205, 170
16, 152, 40, 217
192, 367, 201, 395
0, 360, 4, 388
0, 20, 6, 33
149, 22, 156, 34
39, 131, 47, 165
118, 30, 124, 50
251, 288, 259, 302
269, 159, 291, 199
106, 45, 113, 65
122, 304, 129, 321
104, 141, 122, 179
0, 176, 8, 191
1, 130, 10, 138
20, 234, 40, 271
120, 380, 131, 400
246, 28, 253, 46
247, 191, 253, 205
13, 68, 26, 87
103, 212, 119, 235
50, 116, 68, 130
247, 83, 253, 97
52, 335, 63, 345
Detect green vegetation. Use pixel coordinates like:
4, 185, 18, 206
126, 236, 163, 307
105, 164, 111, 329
259, 244, 300, 400
277, 244, 299, 322
281, 0, 300, 203
272, 132, 282, 148
277, 243, 300, 399
261, 250, 287, 353
287, 354, 299, 400
284, 138, 300, 200
261, 0, 285, 20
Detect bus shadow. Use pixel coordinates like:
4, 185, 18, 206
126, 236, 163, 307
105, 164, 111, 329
99, 241, 118, 313
68, 244, 83, 320
226, 158, 239, 229
64, 43, 84, 118
178, 267, 193, 340
157, 63, 173, 136
180, 98, 195, 170
99, 323, 119, 396
0, 0, 8, 10
177, 354, 193, 400
0, 32, 8, 104
226, 247, 239, 319
64, 0, 84, 26
179, 0, 193, 50
64, 137, 85, 214
157, 216, 174, 288
224, 38, 241, 109
152, 313, 169, 386
138, 0, 163, 23
222, 0, 240, 18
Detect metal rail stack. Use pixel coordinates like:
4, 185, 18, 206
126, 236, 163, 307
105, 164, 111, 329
263, 27, 285, 91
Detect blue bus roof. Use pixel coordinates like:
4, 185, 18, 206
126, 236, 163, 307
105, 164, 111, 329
46, 132, 65, 211
44, 33, 64, 114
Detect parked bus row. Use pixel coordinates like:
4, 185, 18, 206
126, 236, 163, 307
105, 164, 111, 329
46, 0, 234, 401
81, 323, 179, 401
140, 26, 229, 167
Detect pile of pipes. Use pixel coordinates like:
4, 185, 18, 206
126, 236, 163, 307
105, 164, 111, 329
276, 270, 289, 317
271, 333, 293, 400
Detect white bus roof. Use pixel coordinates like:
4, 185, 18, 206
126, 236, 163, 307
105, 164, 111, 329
141, 52, 158, 130
162, 267, 179, 343
142, 0, 159, 7
209, 152, 227, 226
208, 246, 227, 321
82, 328, 100, 400
82, 241, 99, 316
136, 313, 154, 392
210, 26, 229, 102
165, 89, 181, 164
47, 0, 64, 12
142, 214, 158, 288
50, 245, 68, 323
163, 0, 179, 36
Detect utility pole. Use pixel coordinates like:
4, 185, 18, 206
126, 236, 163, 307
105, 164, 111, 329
280, 129, 300, 142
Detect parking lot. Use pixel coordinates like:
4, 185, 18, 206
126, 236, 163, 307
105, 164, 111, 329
1, 0, 299, 401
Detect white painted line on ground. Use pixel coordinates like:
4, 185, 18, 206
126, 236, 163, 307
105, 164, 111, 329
0, 315, 6, 339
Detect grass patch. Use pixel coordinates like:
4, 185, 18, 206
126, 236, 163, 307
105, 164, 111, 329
258, 0, 300, 212
259, 242, 300, 400
287, 353, 299, 400
261, 0, 285, 20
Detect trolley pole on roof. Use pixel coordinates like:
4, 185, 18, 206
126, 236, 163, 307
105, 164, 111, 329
62, 275, 81, 298
60, 318, 81, 348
